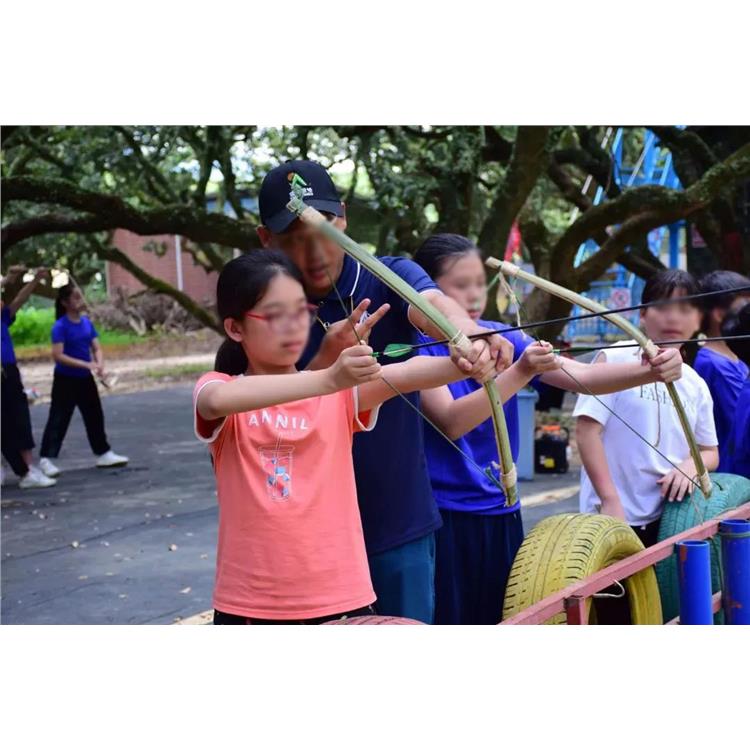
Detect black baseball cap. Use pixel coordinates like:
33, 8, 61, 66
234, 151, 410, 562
258, 160, 344, 234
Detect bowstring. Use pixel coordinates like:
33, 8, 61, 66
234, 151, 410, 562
323, 266, 503, 490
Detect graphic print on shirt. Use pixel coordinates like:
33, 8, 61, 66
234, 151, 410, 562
248, 406, 309, 502
259, 443, 295, 500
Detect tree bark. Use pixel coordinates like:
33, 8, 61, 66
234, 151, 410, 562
2, 176, 262, 258
478, 126, 551, 252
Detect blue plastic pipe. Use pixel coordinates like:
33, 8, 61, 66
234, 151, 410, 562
719, 519, 750, 625
676, 540, 713, 625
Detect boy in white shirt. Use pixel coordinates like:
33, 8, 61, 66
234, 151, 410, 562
574, 270, 719, 548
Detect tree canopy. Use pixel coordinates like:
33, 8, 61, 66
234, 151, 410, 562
2, 125, 749, 333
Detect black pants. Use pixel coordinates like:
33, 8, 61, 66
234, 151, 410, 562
435, 509, 524, 625
1, 363, 34, 477
40, 372, 111, 458
594, 519, 661, 625
213, 604, 376, 625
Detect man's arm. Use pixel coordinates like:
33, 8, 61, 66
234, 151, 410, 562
413, 290, 514, 379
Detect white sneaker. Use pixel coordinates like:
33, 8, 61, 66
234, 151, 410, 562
19, 467, 57, 489
96, 450, 129, 468
39, 458, 61, 477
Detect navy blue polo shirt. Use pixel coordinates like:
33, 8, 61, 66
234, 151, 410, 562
298, 254, 442, 555
418, 321, 540, 514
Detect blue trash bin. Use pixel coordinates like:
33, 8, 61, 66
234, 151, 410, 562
516, 388, 538, 481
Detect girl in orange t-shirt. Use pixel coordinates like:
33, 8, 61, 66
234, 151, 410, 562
194, 249, 496, 624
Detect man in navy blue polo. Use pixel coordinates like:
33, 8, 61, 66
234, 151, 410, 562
257, 159, 513, 623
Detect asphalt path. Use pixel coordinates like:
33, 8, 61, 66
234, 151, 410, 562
1, 385, 580, 624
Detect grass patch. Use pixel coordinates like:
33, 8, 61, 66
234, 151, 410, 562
143, 363, 207, 379
10, 307, 145, 349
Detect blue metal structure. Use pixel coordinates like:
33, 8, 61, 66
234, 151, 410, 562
565, 128, 685, 340
719, 519, 750, 625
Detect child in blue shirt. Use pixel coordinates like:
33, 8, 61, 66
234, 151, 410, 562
412, 234, 684, 625
1, 266, 57, 489
38, 284, 128, 476
694, 271, 750, 472
721, 301, 750, 478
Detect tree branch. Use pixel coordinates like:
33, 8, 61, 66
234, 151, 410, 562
114, 126, 179, 204
2, 213, 113, 250
477, 126, 551, 251
95, 241, 221, 332
2, 176, 262, 253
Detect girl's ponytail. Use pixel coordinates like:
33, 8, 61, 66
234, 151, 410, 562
214, 338, 248, 376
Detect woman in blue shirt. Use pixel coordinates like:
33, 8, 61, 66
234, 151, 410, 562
412, 234, 685, 624
38, 284, 128, 476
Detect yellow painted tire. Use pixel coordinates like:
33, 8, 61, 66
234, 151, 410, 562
503, 513, 662, 624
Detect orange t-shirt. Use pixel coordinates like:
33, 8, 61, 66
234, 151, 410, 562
193, 371, 379, 620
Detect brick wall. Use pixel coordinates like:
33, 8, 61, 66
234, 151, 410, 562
107, 230, 219, 305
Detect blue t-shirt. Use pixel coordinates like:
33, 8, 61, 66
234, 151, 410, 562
420, 320, 540, 515
298, 254, 442, 555
52, 315, 99, 377
1, 306, 16, 365
727, 378, 750, 478
694, 347, 750, 472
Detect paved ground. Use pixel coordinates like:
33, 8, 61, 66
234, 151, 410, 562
1, 386, 580, 624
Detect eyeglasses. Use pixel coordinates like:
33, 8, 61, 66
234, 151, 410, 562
245, 303, 318, 333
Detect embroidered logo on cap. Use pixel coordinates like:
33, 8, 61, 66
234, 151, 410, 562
288, 172, 314, 199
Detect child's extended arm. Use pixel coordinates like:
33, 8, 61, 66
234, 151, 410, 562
198, 344, 381, 420
355, 354, 464, 413
414, 342, 559, 440
576, 415, 627, 520
540, 348, 682, 393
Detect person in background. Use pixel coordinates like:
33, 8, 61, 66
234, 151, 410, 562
575, 269, 719, 548
38, 284, 128, 476
1, 266, 57, 489
693, 270, 750, 472
720, 301, 750, 478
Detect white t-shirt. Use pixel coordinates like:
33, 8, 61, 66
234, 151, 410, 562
572, 341, 718, 526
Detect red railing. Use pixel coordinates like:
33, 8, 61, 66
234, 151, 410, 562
501, 503, 750, 625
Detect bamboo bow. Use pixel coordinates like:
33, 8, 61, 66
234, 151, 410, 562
287, 197, 519, 506
486, 257, 713, 498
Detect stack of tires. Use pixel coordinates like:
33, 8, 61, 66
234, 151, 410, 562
502, 473, 750, 625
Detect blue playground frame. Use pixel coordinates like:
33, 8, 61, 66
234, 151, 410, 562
565, 128, 684, 341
